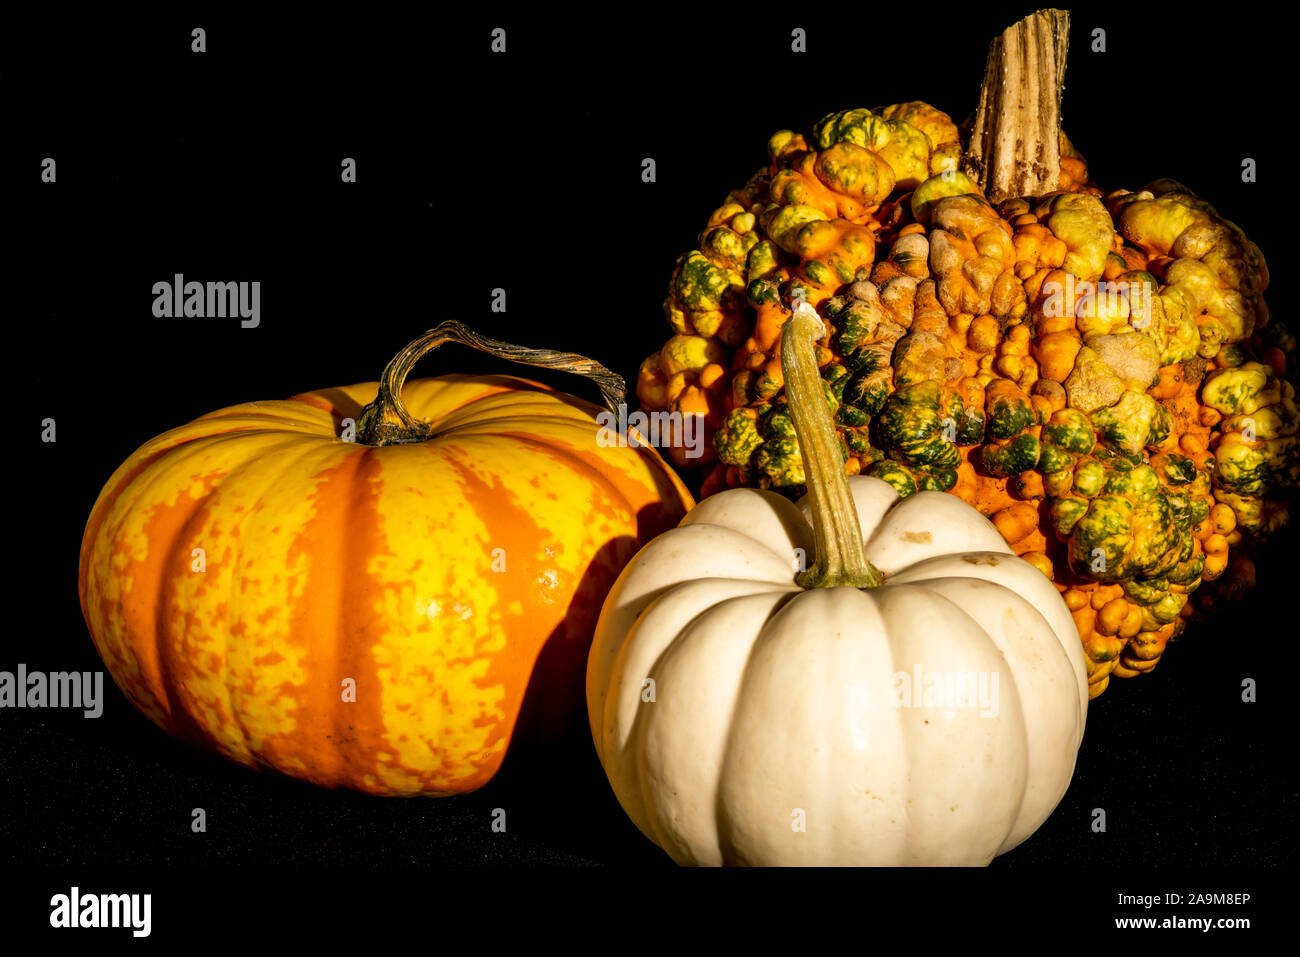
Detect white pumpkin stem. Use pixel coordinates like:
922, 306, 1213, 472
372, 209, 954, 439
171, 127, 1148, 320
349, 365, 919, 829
357, 321, 626, 446
782, 304, 884, 589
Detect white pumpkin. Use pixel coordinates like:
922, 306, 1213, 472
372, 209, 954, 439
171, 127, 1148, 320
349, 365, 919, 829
585, 303, 1089, 866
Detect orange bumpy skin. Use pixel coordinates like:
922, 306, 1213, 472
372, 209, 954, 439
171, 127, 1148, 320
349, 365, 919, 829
639, 105, 1295, 697
79, 375, 692, 794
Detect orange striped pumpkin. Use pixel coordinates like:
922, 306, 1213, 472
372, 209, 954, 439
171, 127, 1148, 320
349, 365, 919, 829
78, 326, 693, 796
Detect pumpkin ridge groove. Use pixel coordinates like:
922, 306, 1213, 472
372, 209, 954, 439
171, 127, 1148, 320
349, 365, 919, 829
222, 436, 355, 775
707, 588, 806, 865
438, 446, 569, 790
150, 467, 230, 751
344, 447, 404, 791
101, 429, 283, 726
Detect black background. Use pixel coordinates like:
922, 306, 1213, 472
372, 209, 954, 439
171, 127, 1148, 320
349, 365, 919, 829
6, 4, 1296, 939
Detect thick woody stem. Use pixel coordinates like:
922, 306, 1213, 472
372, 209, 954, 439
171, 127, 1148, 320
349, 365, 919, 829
964, 8, 1071, 203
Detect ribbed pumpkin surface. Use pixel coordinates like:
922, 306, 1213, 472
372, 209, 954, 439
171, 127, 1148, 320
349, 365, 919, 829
79, 374, 692, 795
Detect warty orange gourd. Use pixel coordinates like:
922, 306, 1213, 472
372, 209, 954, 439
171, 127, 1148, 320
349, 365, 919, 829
633, 11, 1295, 696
